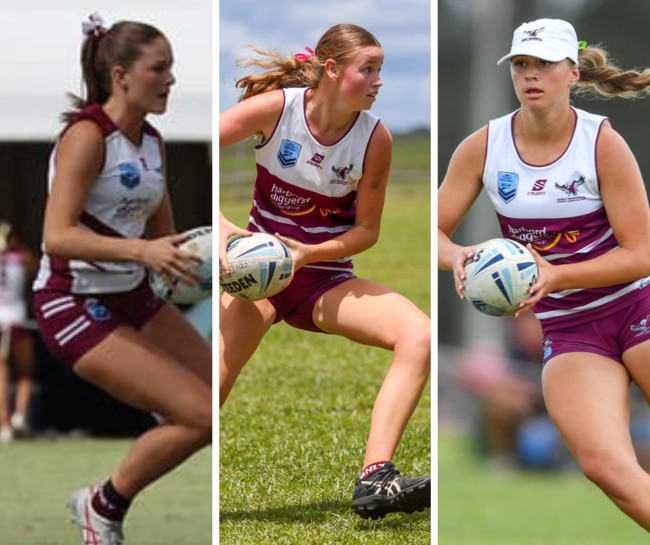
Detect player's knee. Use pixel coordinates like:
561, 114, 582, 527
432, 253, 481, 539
173, 392, 212, 432
190, 400, 213, 432
578, 447, 630, 496
396, 314, 431, 359
188, 405, 212, 446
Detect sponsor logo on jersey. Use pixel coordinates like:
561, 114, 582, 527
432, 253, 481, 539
115, 196, 150, 219
118, 162, 141, 189
505, 224, 581, 251
277, 139, 302, 168
307, 153, 325, 168
269, 183, 311, 213
528, 179, 547, 195
497, 171, 519, 203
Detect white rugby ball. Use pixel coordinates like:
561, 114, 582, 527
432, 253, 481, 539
150, 225, 212, 305
220, 232, 293, 301
463, 238, 538, 317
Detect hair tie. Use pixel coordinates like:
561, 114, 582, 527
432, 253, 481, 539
577, 40, 587, 51
82, 12, 107, 37
294, 46, 315, 61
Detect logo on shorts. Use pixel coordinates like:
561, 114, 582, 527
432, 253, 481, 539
543, 339, 553, 362
630, 315, 650, 336
85, 299, 111, 321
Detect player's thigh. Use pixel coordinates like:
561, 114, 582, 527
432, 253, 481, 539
313, 277, 430, 349
623, 339, 650, 405
219, 292, 275, 365
542, 352, 634, 457
140, 303, 212, 384
74, 326, 211, 426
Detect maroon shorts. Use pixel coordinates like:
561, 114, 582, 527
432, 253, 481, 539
33, 280, 164, 366
268, 267, 356, 333
542, 289, 650, 365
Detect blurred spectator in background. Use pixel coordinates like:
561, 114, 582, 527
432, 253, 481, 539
452, 309, 650, 472
0, 221, 38, 442
457, 311, 561, 468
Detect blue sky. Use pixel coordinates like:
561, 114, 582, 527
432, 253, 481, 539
218, 0, 432, 134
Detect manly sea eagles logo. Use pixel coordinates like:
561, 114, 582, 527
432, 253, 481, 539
522, 27, 545, 42
331, 163, 354, 182
555, 175, 585, 197
631, 315, 650, 336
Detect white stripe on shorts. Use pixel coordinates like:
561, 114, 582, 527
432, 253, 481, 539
42, 296, 76, 319
55, 316, 91, 346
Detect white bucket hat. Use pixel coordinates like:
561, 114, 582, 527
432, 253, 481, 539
497, 18, 579, 65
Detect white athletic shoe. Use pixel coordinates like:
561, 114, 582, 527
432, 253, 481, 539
0, 426, 13, 443
68, 486, 125, 545
10, 412, 28, 437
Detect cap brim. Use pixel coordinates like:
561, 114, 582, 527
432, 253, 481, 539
496, 46, 570, 66
496, 53, 513, 65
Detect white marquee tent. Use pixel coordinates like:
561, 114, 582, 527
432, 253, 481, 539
0, 0, 211, 141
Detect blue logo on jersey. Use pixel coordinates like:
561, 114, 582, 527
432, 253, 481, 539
277, 139, 301, 168
119, 162, 141, 189
85, 299, 111, 321
498, 171, 519, 203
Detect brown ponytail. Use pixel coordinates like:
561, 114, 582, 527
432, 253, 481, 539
575, 45, 650, 99
62, 20, 167, 123
234, 23, 380, 102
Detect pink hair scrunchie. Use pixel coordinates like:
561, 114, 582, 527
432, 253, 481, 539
294, 46, 315, 61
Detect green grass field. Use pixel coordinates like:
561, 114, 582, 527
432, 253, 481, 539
219, 134, 431, 544
0, 438, 211, 545
439, 432, 649, 544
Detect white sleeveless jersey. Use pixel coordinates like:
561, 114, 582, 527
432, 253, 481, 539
250, 87, 380, 271
0, 250, 27, 324
483, 107, 648, 328
33, 104, 165, 294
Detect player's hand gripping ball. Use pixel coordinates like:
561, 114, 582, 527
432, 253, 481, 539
220, 232, 293, 301
463, 238, 538, 316
150, 225, 212, 305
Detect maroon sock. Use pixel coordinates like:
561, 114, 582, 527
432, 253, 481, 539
360, 461, 389, 480
91, 480, 131, 522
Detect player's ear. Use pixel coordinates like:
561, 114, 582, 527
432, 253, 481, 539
324, 59, 340, 82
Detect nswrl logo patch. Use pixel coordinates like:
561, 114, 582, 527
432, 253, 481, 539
277, 139, 301, 168
498, 171, 519, 203
119, 162, 141, 189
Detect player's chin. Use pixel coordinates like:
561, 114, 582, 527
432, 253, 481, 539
149, 105, 168, 115
149, 98, 169, 114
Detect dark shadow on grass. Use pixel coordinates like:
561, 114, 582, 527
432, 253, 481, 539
219, 498, 431, 528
